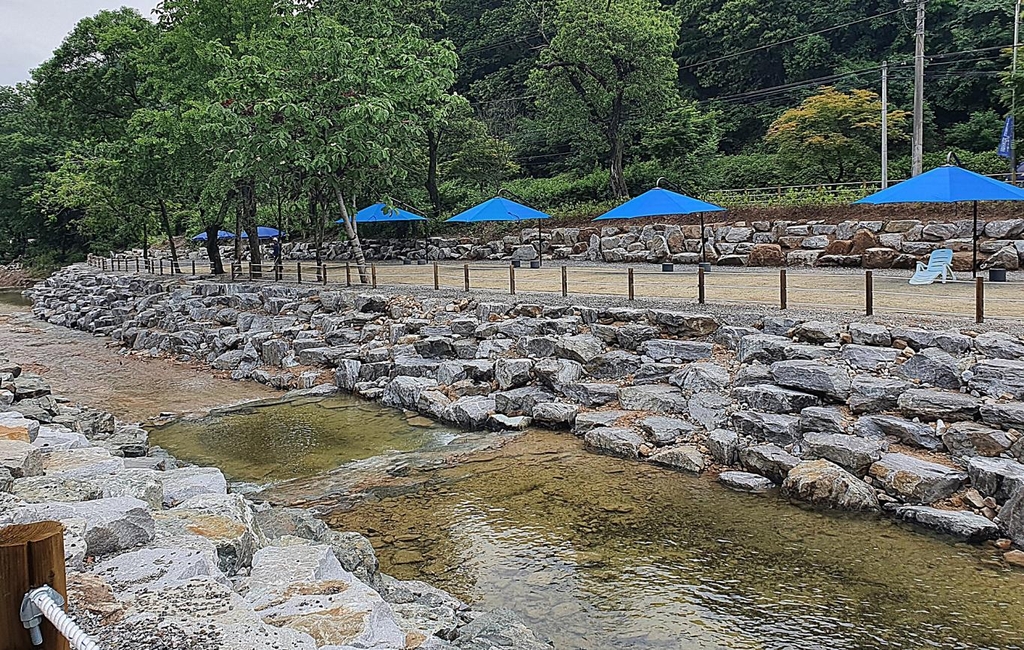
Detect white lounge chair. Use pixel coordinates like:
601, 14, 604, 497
909, 249, 956, 285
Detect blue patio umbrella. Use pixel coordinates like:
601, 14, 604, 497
239, 226, 284, 240
447, 197, 551, 265
595, 186, 726, 266
191, 230, 235, 242
347, 202, 428, 224
855, 165, 1024, 276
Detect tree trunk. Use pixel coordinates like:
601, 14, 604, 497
204, 224, 225, 274
309, 189, 322, 267
426, 129, 441, 218
335, 187, 369, 283
158, 199, 180, 273
608, 132, 628, 199
234, 201, 242, 267
241, 181, 261, 277
142, 219, 149, 259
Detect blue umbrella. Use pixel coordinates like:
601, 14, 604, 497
855, 165, 1024, 276
446, 197, 550, 223
240, 226, 284, 240
191, 230, 235, 242
593, 187, 725, 220
346, 202, 428, 224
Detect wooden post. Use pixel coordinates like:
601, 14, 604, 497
371, 264, 378, 288
561, 265, 568, 297
865, 271, 874, 316
779, 269, 787, 310
191, 260, 196, 276
433, 262, 439, 290
345, 262, 351, 287
297, 262, 302, 284
464, 264, 470, 291
135, 258, 139, 273
322, 265, 328, 285
976, 277, 985, 324
248, 262, 253, 281
509, 264, 516, 295
698, 267, 706, 304
159, 259, 163, 275
628, 267, 635, 301
231, 263, 236, 282
0, 521, 70, 650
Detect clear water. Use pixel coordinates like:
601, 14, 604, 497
0, 289, 31, 308
148, 396, 445, 482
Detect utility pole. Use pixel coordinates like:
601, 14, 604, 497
1012, 0, 1021, 183
911, 0, 926, 177
881, 60, 889, 189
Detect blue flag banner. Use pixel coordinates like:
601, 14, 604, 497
999, 116, 1015, 159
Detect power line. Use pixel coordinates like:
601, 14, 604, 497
680, 6, 906, 71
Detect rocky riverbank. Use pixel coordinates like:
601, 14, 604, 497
0, 354, 550, 648
25, 265, 1024, 563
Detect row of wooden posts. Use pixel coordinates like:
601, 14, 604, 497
90, 256, 990, 324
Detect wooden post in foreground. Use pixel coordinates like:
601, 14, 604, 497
371, 264, 377, 288
561, 265, 568, 297
779, 269, 788, 310
865, 271, 874, 316
698, 267, 706, 304
345, 262, 351, 287
0, 522, 69, 650
509, 264, 516, 295
627, 268, 635, 301
976, 277, 985, 324
464, 264, 470, 291
433, 262, 439, 290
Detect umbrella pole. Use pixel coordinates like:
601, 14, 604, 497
973, 200, 978, 279
537, 219, 543, 267
700, 212, 706, 264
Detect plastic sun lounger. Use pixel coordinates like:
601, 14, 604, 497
909, 249, 956, 285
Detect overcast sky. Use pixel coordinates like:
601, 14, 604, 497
0, 0, 160, 86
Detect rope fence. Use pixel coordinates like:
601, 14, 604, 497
86, 254, 1021, 323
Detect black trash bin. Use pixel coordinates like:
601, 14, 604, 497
402, 259, 412, 265
990, 267, 1008, 282
512, 260, 522, 268
662, 263, 674, 272
530, 260, 541, 269
417, 259, 428, 265
698, 262, 712, 273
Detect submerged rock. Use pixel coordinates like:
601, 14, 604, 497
583, 427, 645, 459
782, 460, 879, 512
893, 506, 1000, 543
718, 471, 775, 493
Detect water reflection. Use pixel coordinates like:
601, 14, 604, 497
0, 289, 32, 308
335, 431, 1024, 650
149, 396, 446, 482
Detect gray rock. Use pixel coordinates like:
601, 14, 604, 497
687, 392, 732, 431
618, 384, 687, 414
854, 414, 941, 450
731, 411, 801, 445
585, 350, 642, 379
638, 416, 696, 446
516, 335, 558, 358
168, 493, 265, 574
417, 390, 452, 420
584, 427, 645, 459
894, 506, 1000, 543
9, 496, 155, 557
616, 324, 660, 350
732, 384, 819, 413
798, 406, 849, 435
933, 330, 973, 355
733, 364, 772, 387
714, 326, 759, 350
840, 344, 899, 370
572, 410, 628, 433
770, 360, 851, 401
494, 358, 534, 390
649, 446, 706, 473
533, 358, 584, 388
968, 456, 1024, 502
791, 320, 842, 344
561, 382, 619, 407
898, 388, 979, 422
737, 334, 790, 364
974, 331, 1024, 360
93, 546, 228, 594
782, 460, 879, 511
970, 358, 1024, 399
739, 444, 800, 483
554, 334, 604, 363
447, 396, 495, 429
848, 376, 911, 414
895, 347, 961, 389
719, 471, 775, 493
639, 339, 713, 362
0, 440, 42, 478
763, 316, 801, 336
707, 429, 739, 465
97, 469, 163, 509
868, 453, 967, 503
647, 310, 719, 336
941, 421, 1013, 459
531, 402, 578, 428
454, 608, 551, 650
12, 476, 103, 503
382, 376, 439, 410
979, 401, 1024, 430
334, 359, 362, 391
998, 484, 1024, 546
160, 467, 228, 507
669, 362, 730, 393
890, 327, 936, 350
849, 323, 891, 347
802, 432, 886, 476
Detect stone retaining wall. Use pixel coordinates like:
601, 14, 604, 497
25, 266, 1024, 563
141, 216, 1024, 271
0, 330, 547, 648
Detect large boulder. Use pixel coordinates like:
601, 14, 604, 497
801, 432, 886, 476
638, 416, 695, 446
746, 244, 783, 266
853, 415, 941, 451
618, 384, 687, 414
897, 388, 979, 422
554, 334, 604, 364
840, 344, 898, 371
646, 310, 719, 337
531, 402, 578, 429
732, 384, 819, 414
160, 467, 228, 507
967, 456, 1024, 502
382, 376, 438, 410
893, 506, 1001, 543
997, 484, 1024, 546
979, 401, 1024, 430
0, 440, 42, 478
798, 406, 849, 435
719, 471, 776, 493
791, 321, 842, 344
970, 359, 1024, 399
583, 427, 645, 459
648, 446, 706, 473
739, 444, 800, 483
848, 376, 911, 413
447, 395, 496, 429
737, 334, 790, 364
585, 350, 642, 379
707, 429, 739, 465
639, 339, 713, 362
8, 496, 154, 557
731, 411, 801, 446
868, 453, 966, 503
941, 421, 1013, 459
165, 493, 265, 574
895, 347, 961, 389
494, 358, 534, 391
782, 460, 879, 511
974, 331, 1024, 360
849, 323, 892, 347
669, 362, 730, 393
770, 360, 851, 401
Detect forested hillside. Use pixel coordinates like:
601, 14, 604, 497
0, 0, 1019, 267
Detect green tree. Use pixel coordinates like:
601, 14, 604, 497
766, 86, 908, 183
528, 0, 680, 198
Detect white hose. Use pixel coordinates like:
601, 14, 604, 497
27, 587, 101, 650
